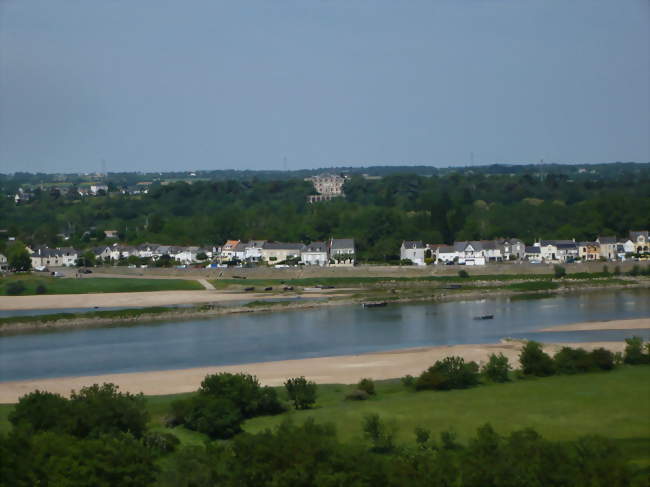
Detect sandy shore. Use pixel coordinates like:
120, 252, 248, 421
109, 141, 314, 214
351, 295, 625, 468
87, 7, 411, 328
0, 289, 330, 311
537, 317, 650, 332
0, 340, 627, 403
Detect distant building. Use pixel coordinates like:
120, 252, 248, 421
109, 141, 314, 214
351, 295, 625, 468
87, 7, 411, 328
0, 253, 7, 271
30, 247, 78, 267
301, 242, 329, 266
329, 238, 355, 266
104, 230, 119, 239
90, 184, 108, 195
628, 231, 649, 253
400, 241, 426, 266
306, 174, 346, 203
261, 242, 305, 264
596, 236, 618, 260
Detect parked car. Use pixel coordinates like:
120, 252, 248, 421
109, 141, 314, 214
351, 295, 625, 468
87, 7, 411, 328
80, 269, 93, 274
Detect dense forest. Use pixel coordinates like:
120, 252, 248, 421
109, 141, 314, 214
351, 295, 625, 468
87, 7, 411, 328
1, 164, 649, 261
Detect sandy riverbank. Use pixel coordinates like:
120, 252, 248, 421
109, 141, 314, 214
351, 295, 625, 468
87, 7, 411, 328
0, 339, 627, 403
536, 317, 650, 332
0, 289, 338, 311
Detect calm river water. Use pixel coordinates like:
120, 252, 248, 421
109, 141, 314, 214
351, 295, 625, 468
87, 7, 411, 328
1, 289, 648, 382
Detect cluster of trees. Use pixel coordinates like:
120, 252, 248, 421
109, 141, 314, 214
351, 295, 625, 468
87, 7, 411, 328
1, 166, 649, 262
168, 373, 318, 440
403, 337, 650, 393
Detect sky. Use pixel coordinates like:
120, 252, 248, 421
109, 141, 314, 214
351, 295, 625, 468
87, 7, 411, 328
0, 0, 648, 174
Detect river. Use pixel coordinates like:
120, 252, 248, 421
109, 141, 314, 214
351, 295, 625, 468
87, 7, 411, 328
0, 289, 648, 382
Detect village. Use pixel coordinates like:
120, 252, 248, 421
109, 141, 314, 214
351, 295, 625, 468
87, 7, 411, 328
1, 230, 647, 272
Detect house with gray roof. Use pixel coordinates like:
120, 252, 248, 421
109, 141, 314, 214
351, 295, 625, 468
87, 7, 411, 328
261, 242, 305, 264
301, 242, 329, 266
329, 238, 355, 266
400, 241, 426, 266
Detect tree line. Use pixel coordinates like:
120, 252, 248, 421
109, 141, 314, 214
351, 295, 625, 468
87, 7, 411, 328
1, 167, 649, 262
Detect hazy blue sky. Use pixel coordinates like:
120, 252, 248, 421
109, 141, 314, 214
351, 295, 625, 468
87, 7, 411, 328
0, 0, 648, 173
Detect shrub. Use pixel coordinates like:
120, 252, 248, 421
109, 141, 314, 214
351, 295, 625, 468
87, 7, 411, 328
553, 347, 595, 374
519, 341, 555, 376
458, 270, 469, 278
416, 356, 480, 391
5, 281, 25, 295
35, 283, 47, 295
284, 376, 317, 410
69, 383, 150, 438
142, 431, 181, 454
357, 378, 376, 396
401, 375, 415, 387
553, 265, 566, 278
345, 389, 370, 401
199, 372, 284, 417
624, 336, 647, 365
481, 353, 511, 382
184, 395, 243, 439
590, 348, 615, 371
9, 390, 71, 433
362, 413, 396, 453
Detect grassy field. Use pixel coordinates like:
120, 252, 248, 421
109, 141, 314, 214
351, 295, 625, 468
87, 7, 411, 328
209, 271, 632, 290
0, 306, 180, 326
0, 276, 204, 295
1, 366, 649, 463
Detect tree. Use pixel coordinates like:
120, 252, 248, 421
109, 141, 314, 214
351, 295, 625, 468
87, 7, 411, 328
7, 241, 31, 272
9, 390, 71, 433
69, 383, 149, 438
519, 341, 555, 376
284, 376, 317, 410
77, 251, 96, 267
416, 356, 480, 391
481, 353, 511, 382
553, 265, 566, 278
623, 336, 647, 365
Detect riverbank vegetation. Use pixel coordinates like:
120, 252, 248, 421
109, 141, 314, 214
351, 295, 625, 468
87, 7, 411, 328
1, 361, 649, 485
0, 275, 203, 296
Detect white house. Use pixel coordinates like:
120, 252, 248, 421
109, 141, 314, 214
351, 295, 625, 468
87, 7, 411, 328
329, 238, 355, 266
453, 241, 486, 266
400, 241, 426, 266
301, 241, 329, 266
629, 231, 649, 253
261, 242, 304, 264
175, 246, 200, 264
0, 253, 7, 270
525, 246, 542, 263
433, 244, 458, 263
498, 238, 525, 260
536, 240, 578, 263
244, 240, 266, 262
220, 240, 240, 261
30, 247, 78, 267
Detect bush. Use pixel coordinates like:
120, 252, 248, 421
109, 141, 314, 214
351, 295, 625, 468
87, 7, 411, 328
553, 265, 566, 278
401, 374, 415, 387
481, 353, 511, 382
519, 341, 555, 376
399, 259, 414, 266
35, 283, 47, 295
184, 396, 243, 439
458, 270, 469, 278
345, 389, 370, 401
357, 378, 376, 396
284, 376, 317, 410
142, 431, 181, 454
362, 414, 396, 453
9, 390, 71, 433
624, 336, 647, 365
590, 348, 615, 371
416, 356, 480, 391
5, 281, 26, 295
553, 347, 595, 374
69, 383, 150, 438
199, 372, 284, 417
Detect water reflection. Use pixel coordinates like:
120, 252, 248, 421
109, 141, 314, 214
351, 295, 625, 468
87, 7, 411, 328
0, 289, 648, 382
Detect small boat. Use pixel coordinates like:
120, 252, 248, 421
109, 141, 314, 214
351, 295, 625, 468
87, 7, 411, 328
362, 301, 388, 308
473, 314, 494, 320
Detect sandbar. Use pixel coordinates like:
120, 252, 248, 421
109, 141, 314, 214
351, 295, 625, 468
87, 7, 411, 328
0, 340, 626, 403
536, 317, 650, 332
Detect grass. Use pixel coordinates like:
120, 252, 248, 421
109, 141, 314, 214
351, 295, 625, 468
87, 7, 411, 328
1, 366, 649, 464
0, 276, 204, 295
209, 271, 623, 290
0, 306, 180, 327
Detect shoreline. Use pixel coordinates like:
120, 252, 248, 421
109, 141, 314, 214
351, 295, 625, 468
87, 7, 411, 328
0, 339, 629, 404
0, 282, 647, 335
536, 317, 650, 332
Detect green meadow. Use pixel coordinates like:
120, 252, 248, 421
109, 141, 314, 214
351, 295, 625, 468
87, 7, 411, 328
0, 276, 203, 295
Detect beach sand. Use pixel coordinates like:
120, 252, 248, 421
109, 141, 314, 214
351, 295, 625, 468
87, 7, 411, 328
536, 317, 650, 332
0, 289, 341, 311
0, 339, 627, 403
